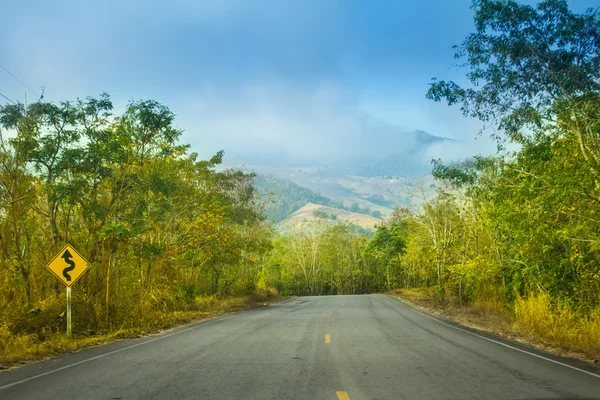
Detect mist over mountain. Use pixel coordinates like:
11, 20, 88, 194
327, 129, 451, 177
226, 116, 454, 177
226, 118, 457, 227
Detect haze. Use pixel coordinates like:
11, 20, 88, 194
1, 0, 595, 166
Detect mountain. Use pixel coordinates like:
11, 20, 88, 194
276, 203, 382, 236
253, 174, 380, 223
242, 125, 445, 225
325, 128, 452, 177
229, 125, 452, 177
251, 168, 435, 217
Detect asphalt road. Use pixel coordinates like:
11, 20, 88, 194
1, 294, 599, 400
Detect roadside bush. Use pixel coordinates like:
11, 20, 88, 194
515, 292, 600, 356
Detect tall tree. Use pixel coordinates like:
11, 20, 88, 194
427, 0, 600, 144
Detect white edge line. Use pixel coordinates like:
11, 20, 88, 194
0, 315, 235, 390
383, 295, 600, 379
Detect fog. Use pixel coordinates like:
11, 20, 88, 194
174, 82, 497, 171
1, 0, 502, 176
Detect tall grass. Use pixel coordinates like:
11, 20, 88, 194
0, 288, 281, 367
514, 292, 600, 357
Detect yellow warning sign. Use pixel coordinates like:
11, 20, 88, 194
46, 244, 91, 287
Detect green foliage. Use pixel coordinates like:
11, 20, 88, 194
262, 225, 380, 295
366, 194, 395, 208
363, 223, 408, 290
0, 93, 273, 349
428, 0, 600, 141
431, 158, 488, 187
365, 224, 407, 261
419, 0, 600, 322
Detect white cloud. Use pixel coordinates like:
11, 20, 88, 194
172, 81, 497, 165
175, 82, 364, 160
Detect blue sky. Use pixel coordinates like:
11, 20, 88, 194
0, 0, 596, 163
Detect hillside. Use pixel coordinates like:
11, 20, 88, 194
251, 168, 437, 219
276, 203, 382, 236
238, 127, 446, 221
253, 174, 380, 222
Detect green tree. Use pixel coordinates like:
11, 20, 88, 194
0, 93, 275, 344
365, 223, 407, 290
427, 0, 600, 144
426, 0, 600, 309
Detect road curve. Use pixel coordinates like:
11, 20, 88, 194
1, 294, 599, 399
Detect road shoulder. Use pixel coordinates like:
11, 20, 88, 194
0, 295, 293, 373
384, 293, 600, 377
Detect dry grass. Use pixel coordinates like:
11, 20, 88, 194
0, 326, 134, 368
0, 289, 286, 369
391, 288, 600, 363
514, 292, 600, 357
391, 288, 514, 336
277, 203, 382, 234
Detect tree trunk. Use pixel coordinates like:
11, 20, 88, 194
212, 267, 220, 295
387, 264, 391, 291
49, 200, 60, 246
106, 253, 114, 324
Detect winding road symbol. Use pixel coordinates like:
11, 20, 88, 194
61, 249, 76, 281
45, 244, 91, 287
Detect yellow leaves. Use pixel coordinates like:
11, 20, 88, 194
515, 293, 600, 353
148, 218, 158, 229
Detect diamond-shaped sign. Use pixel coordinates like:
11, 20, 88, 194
46, 244, 91, 287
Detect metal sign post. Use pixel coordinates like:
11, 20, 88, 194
66, 286, 72, 337
46, 244, 91, 337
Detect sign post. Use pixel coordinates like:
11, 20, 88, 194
46, 244, 91, 337
66, 287, 72, 337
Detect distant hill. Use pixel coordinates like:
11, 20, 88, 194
276, 203, 382, 236
253, 174, 380, 222
234, 125, 448, 220
250, 169, 435, 219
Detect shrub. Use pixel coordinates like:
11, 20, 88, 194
515, 292, 600, 356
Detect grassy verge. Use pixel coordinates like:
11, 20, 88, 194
390, 288, 600, 364
0, 290, 287, 369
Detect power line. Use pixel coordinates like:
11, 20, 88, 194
0, 63, 40, 97
0, 91, 15, 104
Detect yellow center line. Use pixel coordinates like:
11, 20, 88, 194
330, 317, 336, 322
325, 334, 331, 344
336, 391, 350, 400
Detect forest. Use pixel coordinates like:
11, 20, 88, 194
400, 0, 600, 356
1, 0, 599, 363
0, 95, 274, 361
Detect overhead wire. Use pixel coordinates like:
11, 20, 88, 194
0, 91, 15, 104
0, 63, 40, 97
